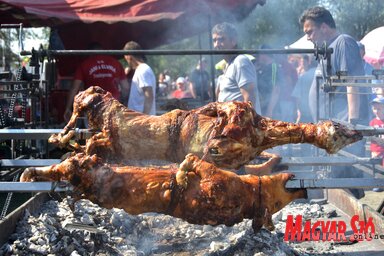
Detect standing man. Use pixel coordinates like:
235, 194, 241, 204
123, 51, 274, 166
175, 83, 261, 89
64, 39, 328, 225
300, 7, 367, 198
64, 42, 129, 122
255, 45, 282, 118
291, 55, 317, 123
189, 58, 211, 100
123, 41, 156, 115
212, 22, 261, 114
300, 6, 367, 124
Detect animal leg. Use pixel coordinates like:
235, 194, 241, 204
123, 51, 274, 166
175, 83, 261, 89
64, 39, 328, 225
244, 152, 282, 176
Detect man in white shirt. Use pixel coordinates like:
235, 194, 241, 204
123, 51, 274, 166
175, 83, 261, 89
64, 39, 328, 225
123, 41, 156, 115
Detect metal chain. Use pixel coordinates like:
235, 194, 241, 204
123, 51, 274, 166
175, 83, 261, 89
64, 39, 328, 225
0, 104, 6, 127
0, 67, 28, 219
7, 67, 27, 155
8, 66, 23, 119
0, 67, 22, 127
0, 173, 20, 219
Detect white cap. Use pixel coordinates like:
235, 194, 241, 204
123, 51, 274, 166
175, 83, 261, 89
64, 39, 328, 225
176, 77, 185, 84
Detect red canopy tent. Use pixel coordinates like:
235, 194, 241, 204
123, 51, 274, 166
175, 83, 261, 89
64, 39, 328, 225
0, 0, 266, 50
1, 0, 266, 76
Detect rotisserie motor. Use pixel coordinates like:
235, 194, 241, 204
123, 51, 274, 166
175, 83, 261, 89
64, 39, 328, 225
20, 153, 307, 233
49, 86, 362, 170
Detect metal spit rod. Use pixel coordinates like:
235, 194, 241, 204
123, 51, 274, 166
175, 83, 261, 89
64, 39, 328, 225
329, 120, 384, 137
353, 126, 384, 137
0, 182, 71, 192
0, 128, 94, 140
273, 156, 381, 166
1, 124, 383, 141
285, 178, 384, 189
0, 156, 380, 168
0, 178, 383, 192
331, 82, 384, 88
0, 159, 61, 167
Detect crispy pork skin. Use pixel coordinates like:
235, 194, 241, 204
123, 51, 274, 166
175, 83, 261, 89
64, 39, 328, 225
20, 153, 306, 233
49, 86, 362, 169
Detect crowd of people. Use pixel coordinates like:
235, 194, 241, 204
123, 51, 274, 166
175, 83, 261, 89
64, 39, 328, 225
155, 58, 212, 102
63, 6, 384, 127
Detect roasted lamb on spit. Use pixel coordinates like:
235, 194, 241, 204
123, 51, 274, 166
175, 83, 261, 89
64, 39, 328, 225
20, 153, 306, 232
49, 86, 362, 171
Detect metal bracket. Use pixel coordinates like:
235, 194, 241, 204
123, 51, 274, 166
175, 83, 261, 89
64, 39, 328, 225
0, 181, 72, 192
286, 178, 384, 189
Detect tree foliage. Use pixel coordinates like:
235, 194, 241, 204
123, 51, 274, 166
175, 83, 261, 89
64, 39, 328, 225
238, 0, 384, 48
148, 32, 216, 81
238, 0, 319, 48
0, 27, 50, 70
327, 0, 384, 40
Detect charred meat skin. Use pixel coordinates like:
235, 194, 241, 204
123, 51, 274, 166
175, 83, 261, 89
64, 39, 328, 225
49, 86, 362, 169
20, 153, 306, 233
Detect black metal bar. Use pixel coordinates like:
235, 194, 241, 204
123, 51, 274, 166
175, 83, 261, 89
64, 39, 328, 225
0, 81, 33, 86
0, 24, 23, 28
20, 48, 333, 56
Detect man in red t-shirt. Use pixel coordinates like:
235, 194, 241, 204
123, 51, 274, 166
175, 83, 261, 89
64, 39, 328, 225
171, 77, 192, 99
369, 97, 384, 159
64, 42, 129, 122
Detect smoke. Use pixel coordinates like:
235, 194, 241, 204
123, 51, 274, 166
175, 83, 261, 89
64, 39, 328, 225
151, 0, 269, 79
236, 0, 319, 49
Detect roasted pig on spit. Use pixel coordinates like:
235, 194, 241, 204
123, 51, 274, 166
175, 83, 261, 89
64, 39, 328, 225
20, 153, 307, 233
49, 86, 362, 170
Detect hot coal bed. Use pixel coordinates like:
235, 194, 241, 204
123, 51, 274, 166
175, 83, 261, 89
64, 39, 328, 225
1, 196, 382, 256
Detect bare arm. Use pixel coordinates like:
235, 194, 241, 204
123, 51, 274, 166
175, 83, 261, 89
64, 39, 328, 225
142, 86, 154, 114
347, 85, 360, 121
216, 84, 220, 101
294, 98, 302, 124
64, 80, 82, 122
240, 83, 255, 106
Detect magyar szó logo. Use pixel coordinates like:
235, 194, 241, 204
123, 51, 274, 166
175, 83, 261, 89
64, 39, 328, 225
284, 215, 383, 242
